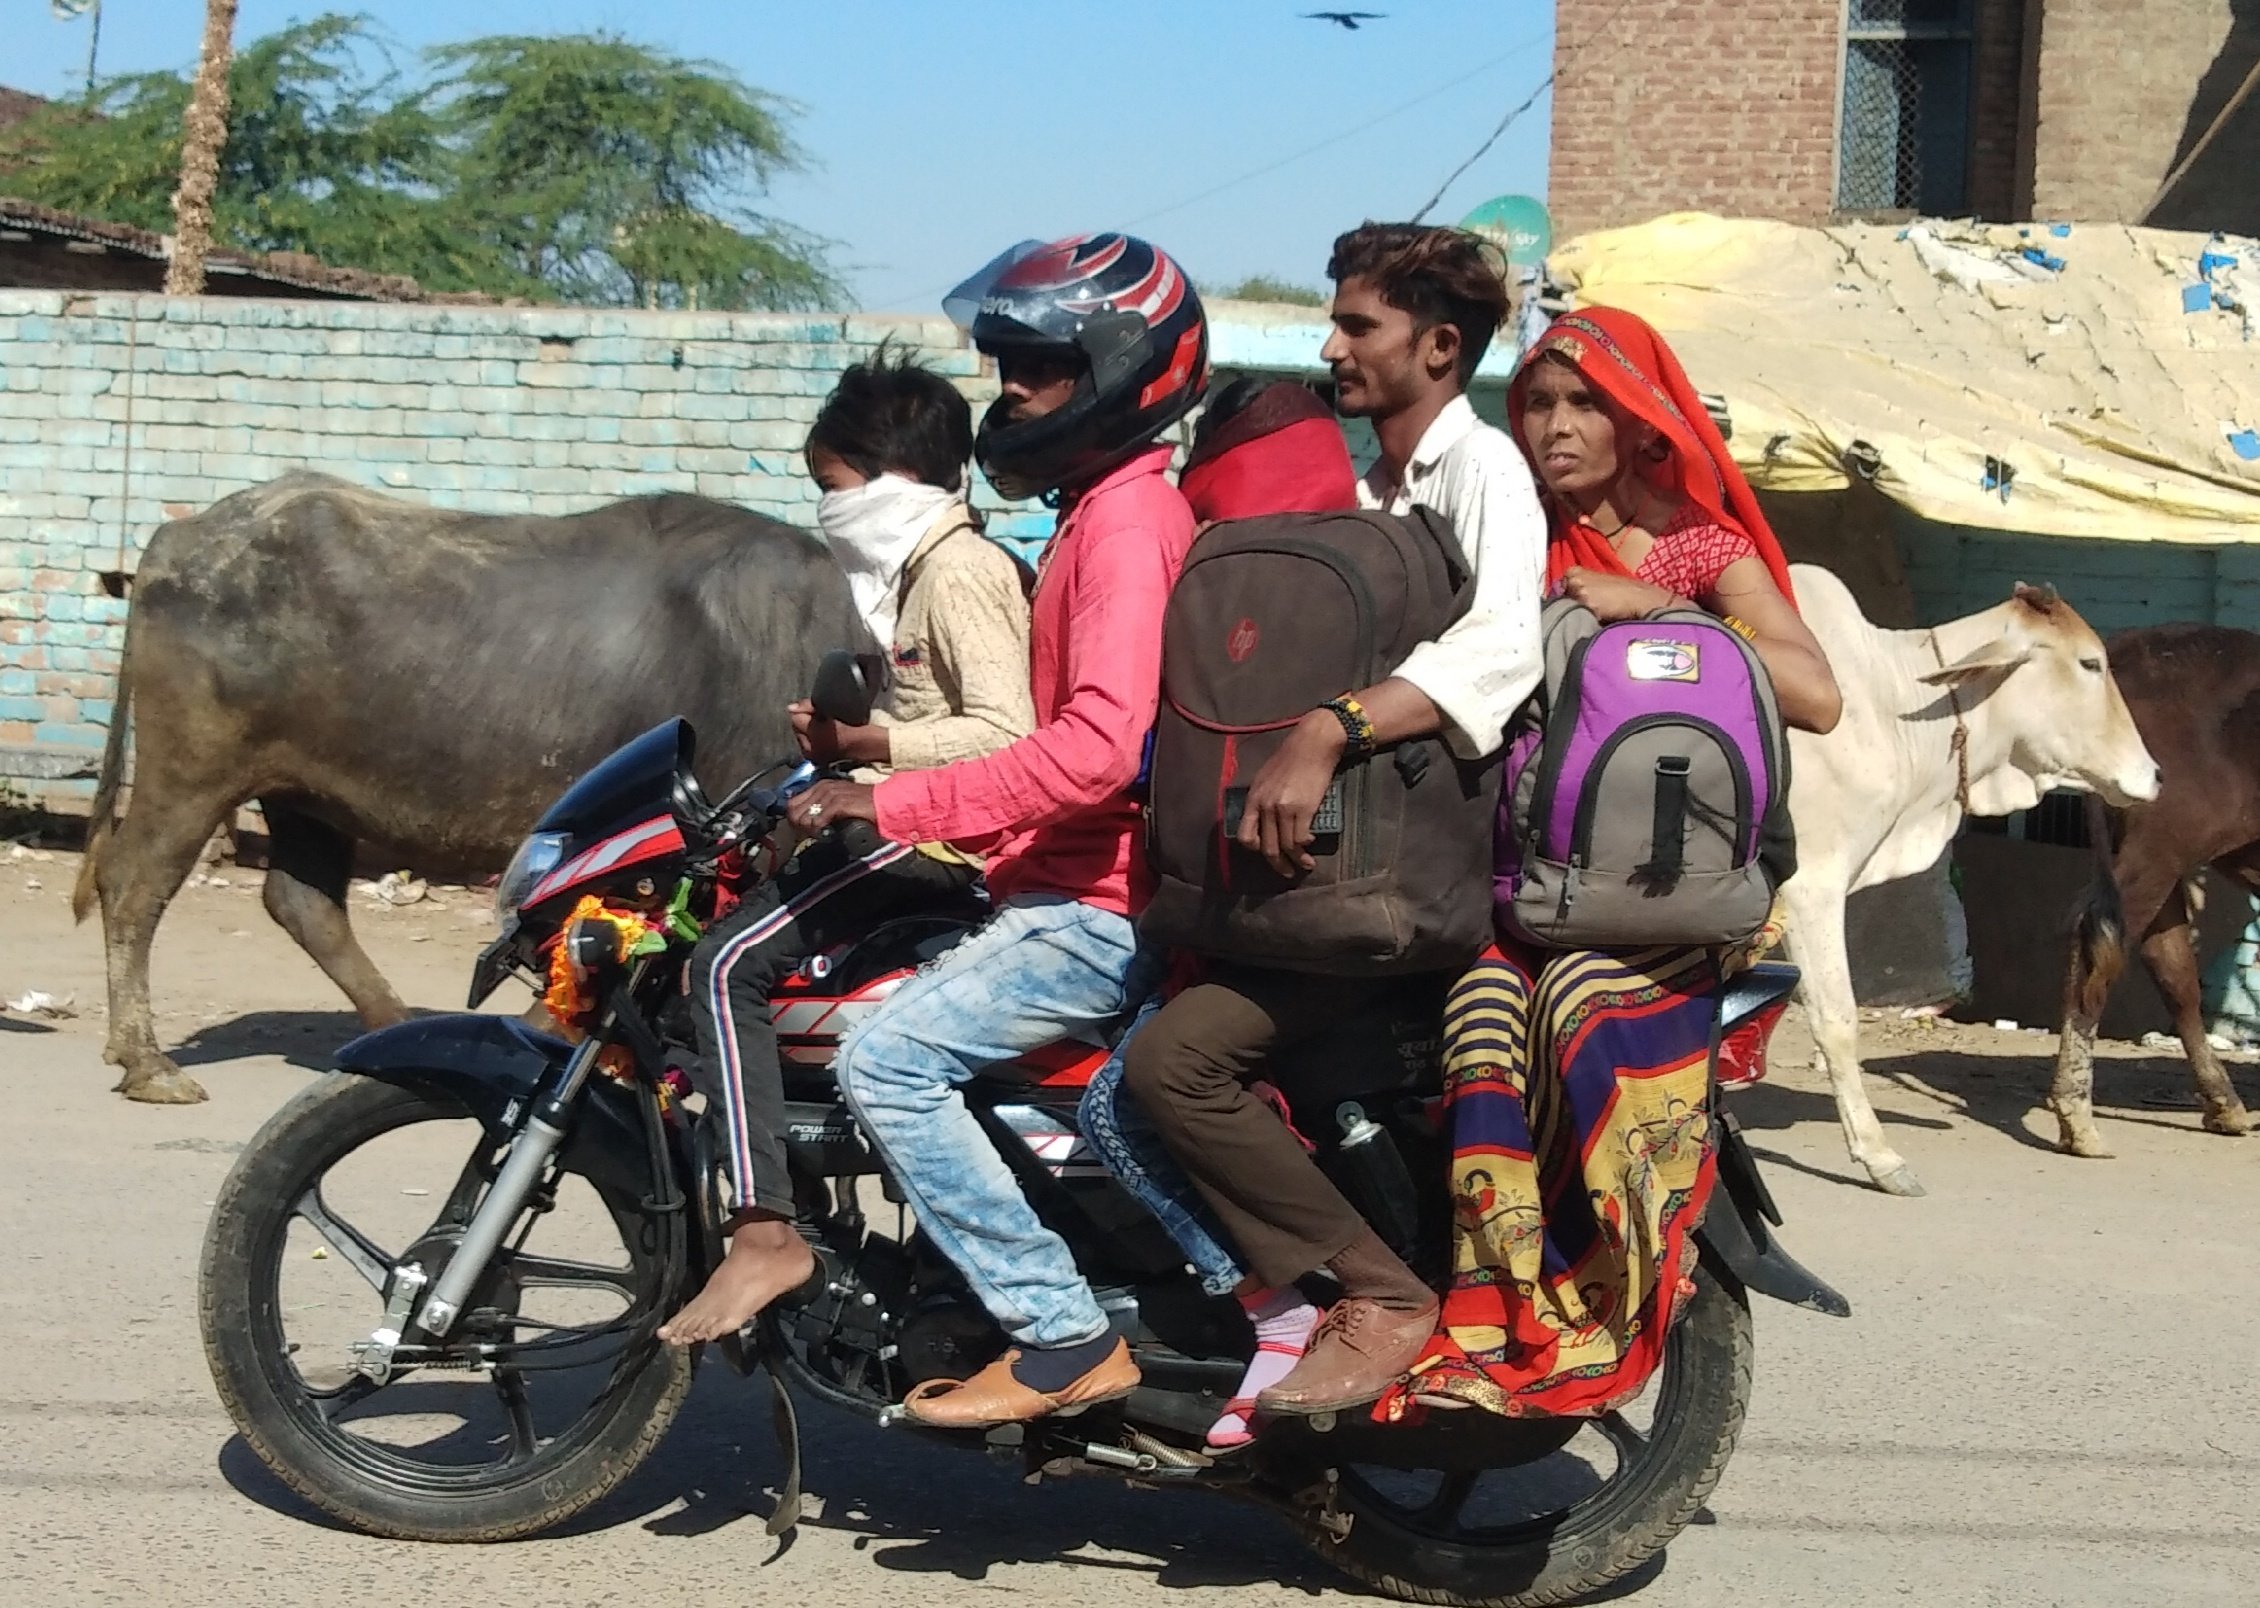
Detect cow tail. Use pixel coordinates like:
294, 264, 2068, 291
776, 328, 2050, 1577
72, 640, 131, 924
2064, 793, 2124, 1020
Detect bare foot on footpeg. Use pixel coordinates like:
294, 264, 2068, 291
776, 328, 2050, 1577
658, 1216, 817, 1346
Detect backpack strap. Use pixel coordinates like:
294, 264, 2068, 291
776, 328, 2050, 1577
1398, 504, 1473, 596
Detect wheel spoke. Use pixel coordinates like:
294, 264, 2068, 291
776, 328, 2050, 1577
435, 1147, 496, 1229
507, 1253, 639, 1303
494, 1369, 539, 1464
1415, 1471, 1479, 1531
306, 1372, 381, 1423
293, 1187, 394, 1294
1597, 1409, 1647, 1462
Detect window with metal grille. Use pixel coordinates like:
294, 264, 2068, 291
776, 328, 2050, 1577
1837, 0, 1976, 215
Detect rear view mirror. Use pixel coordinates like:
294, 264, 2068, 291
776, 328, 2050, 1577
811, 649, 876, 727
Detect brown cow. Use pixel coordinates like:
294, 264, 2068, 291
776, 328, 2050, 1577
2051, 623, 2260, 1155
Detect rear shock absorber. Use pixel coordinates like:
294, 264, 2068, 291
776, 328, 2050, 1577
1332, 1101, 1422, 1260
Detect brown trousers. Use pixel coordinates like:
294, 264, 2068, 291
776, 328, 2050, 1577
1120, 965, 1395, 1290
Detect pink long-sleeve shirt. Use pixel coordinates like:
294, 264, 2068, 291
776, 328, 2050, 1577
874, 447, 1196, 915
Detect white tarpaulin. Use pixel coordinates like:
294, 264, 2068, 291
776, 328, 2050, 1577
1548, 213, 2260, 543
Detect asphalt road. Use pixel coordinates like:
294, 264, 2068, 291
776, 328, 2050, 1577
3, 867, 2256, 1607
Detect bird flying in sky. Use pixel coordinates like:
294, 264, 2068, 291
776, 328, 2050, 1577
1304, 11, 1386, 30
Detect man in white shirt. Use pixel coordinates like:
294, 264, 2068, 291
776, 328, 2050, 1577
1117, 224, 1548, 1417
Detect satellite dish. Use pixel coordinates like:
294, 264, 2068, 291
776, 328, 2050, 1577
942, 240, 1045, 331
1460, 195, 1553, 270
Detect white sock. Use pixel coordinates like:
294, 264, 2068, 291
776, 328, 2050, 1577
1208, 1287, 1322, 1449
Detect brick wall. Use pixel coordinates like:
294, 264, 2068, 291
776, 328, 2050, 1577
2030, 0, 2257, 228
0, 291, 1524, 799
0, 293, 1043, 792
1966, 0, 2033, 220
1548, 0, 1845, 238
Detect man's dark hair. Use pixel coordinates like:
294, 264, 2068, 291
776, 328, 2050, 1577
1326, 222, 1509, 388
806, 343, 975, 491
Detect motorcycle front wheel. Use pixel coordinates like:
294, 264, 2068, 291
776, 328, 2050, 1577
1284, 1264, 1752, 1608
200, 1073, 693, 1541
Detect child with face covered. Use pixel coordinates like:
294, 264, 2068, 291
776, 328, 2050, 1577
660, 350, 1034, 1346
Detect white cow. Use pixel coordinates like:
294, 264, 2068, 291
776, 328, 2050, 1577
1779, 565, 2161, 1195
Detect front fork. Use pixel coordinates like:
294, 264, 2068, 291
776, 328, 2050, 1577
414, 1030, 614, 1336
357, 969, 664, 1378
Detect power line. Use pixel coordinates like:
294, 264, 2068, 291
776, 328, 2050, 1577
1408, 71, 1551, 222
859, 28, 1549, 312
1409, 0, 1644, 223
1123, 27, 1550, 231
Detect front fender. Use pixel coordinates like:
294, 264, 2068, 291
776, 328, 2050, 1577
333, 1013, 678, 1208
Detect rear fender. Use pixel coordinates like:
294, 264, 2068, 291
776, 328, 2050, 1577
1696, 1111, 1852, 1317
333, 1013, 681, 1209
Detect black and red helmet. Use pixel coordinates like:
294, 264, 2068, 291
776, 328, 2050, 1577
969, 232, 1209, 501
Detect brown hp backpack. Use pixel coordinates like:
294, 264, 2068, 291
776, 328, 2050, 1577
1140, 506, 1500, 974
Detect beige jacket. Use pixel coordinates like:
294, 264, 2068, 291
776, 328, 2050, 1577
859, 505, 1034, 862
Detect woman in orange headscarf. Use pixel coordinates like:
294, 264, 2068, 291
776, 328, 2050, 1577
1515, 307, 1837, 728
1378, 310, 1839, 1423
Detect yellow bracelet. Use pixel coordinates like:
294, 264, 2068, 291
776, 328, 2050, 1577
1721, 613, 1758, 642
1322, 694, 1378, 757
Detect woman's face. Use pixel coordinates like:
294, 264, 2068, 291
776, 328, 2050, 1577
1520, 354, 1627, 499
807, 443, 870, 494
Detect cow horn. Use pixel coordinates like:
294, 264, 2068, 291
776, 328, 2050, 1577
2012, 581, 2061, 611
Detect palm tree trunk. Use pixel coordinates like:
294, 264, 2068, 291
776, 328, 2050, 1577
163, 0, 239, 296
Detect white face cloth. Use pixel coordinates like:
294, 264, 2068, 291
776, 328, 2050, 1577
816, 474, 960, 650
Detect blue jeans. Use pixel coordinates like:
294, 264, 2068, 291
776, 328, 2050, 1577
835, 896, 1153, 1349
1078, 993, 1248, 1297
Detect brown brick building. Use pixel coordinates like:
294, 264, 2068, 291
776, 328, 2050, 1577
1549, 0, 2260, 237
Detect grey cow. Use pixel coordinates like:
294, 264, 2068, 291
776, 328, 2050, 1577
74, 473, 870, 1103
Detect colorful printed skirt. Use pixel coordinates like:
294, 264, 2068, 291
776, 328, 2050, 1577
1378, 942, 1720, 1421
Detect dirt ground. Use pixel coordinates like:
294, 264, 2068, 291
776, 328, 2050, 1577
4, 852, 2258, 1608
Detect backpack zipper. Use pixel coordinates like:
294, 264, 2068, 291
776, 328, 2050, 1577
1524, 628, 1595, 863
1567, 713, 1755, 869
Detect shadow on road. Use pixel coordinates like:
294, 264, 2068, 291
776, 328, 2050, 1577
172, 1010, 366, 1071
1732, 1038, 2258, 1170
216, 1365, 1342, 1592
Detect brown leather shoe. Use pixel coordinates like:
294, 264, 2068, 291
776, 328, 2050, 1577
901, 1338, 1141, 1429
1255, 1296, 1439, 1416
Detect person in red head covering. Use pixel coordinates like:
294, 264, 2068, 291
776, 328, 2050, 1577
1508, 307, 1840, 731
1372, 311, 1841, 1426
1178, 377, 1359, 524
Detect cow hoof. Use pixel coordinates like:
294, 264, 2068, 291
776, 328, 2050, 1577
1869, 1165, 1927, 1198
2057, 1129, 2114, 1159
2202, 1108, 2253, 1138
115, 1067, 210, 1105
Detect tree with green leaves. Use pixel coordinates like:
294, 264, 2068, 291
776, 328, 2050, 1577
428, 34, 839, 311
0, 14, 839, 309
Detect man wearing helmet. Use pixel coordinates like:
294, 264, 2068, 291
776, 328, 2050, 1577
785, 233, 1206, 1427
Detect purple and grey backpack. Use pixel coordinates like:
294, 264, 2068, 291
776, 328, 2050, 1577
1497, 597, 1794, 949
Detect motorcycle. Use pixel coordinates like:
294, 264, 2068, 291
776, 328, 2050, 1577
200, 650, 1848, 1608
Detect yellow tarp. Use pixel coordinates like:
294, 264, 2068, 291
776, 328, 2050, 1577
1549, 213, 2260, 543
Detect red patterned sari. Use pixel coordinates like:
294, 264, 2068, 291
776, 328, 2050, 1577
1379, 308, 1796, 1421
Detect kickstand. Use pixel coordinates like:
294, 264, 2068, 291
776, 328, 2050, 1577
761, 1351, 805, 1544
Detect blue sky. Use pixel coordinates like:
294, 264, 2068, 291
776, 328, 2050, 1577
12, 1, 1556, 310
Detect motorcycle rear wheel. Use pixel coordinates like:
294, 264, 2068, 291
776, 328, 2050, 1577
1287, 1264, 1752, 1608
200, 1073, 693, 1542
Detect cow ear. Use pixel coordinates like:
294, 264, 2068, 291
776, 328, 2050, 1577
1919, 635, 2033, 686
